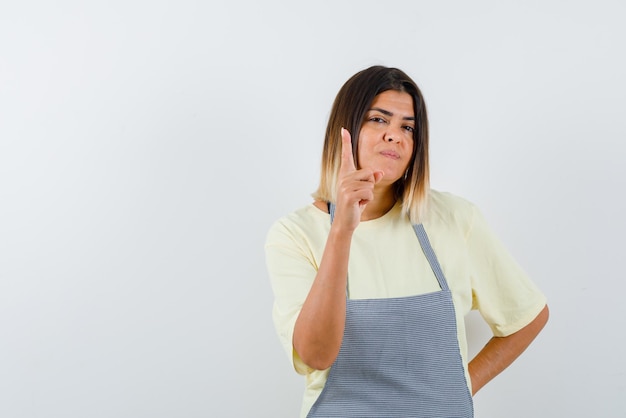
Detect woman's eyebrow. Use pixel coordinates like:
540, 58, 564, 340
369, 107, 415, 121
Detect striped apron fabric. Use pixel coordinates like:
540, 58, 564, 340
307, 205, 473, 417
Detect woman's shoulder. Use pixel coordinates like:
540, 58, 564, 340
266, 202, 329, 242
428, 189, 476, 211
275, 202, 329, 226
426, 189, 478, 226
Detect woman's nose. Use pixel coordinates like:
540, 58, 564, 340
384, 126, 402, 143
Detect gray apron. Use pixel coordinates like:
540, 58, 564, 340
307, 204, 473, 417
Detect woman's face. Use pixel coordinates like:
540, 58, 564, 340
357, 90, 415, 185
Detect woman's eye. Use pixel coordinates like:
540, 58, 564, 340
404, 126, 415, 133
370, 117, 385, 123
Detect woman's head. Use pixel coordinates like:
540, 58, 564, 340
313, 65, 430, 223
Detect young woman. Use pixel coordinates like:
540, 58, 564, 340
265, 65, 548, 417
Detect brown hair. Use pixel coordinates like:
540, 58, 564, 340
312, 65, 430, 223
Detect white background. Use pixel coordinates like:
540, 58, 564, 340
1, 1, 625, 417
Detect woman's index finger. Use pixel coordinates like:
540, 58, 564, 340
340, 127, 356, 173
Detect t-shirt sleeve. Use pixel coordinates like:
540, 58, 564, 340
265, 218, 317, 375
466, 204, 547, 337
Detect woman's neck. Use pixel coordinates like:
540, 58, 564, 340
360, 187, 396, 221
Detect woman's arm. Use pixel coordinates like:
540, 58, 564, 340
292, 222, 352, 370
468, 304, 549, 395
293, 128, 383, 370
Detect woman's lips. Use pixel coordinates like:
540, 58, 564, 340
380, 150, 400, 160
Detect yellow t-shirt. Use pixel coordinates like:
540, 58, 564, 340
265, 190, 546, 417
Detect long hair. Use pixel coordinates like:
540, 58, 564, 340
312, 65, 430, 223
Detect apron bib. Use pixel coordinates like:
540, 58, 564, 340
307, 205, 473, 417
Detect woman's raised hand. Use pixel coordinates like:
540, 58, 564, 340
334, 128, 384, 232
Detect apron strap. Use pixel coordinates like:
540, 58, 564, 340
327, 203, 450, 295
412, 224, 450, 291
328, 202, 349, 298
327, 201, 336, 222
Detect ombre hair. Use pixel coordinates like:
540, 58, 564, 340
312, 65, 430, 223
